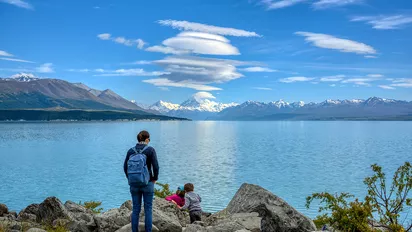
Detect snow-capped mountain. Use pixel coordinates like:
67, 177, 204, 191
138, 96, 239, 120
3, 73, 39, 82
216, 97, 412, 120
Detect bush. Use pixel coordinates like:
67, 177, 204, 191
154, 182, 174, 198
79, 201, 103, 214
307, 162, 412, 232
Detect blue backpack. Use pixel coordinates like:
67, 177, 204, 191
127, 146, 150, 186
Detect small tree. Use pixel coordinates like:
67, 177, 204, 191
154, 182, 174, 198
79, 201, 103, 214
306, 192, 374, 231
364, 162, 412, 232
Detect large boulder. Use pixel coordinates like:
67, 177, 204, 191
0, 203, 8, 216
64, 201, 97, 232
115, 223, 160, 232
202, 212, 261, 232
26, 228, 47, 232
17, 203, 40, 222
37, 197, 74, 223
93, 204, 131, 232
225, 183, 316, 232
184, 221, 247, 232
139, 198, 188, 232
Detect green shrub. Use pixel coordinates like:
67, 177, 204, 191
307, 162, 412, 232
78, 201, 103, 214
154, 182, 174, 198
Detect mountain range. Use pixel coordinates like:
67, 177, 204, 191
0, 73, 183, 121
1, 73, 411, 121
139, 97, 412, 120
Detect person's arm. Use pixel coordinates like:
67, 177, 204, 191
180, 194, 190, 210
150, 148, 159, 181
165, 195, 173, 201
198, 194, 202, 203
124, 150, 132, 178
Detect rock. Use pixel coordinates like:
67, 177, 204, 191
0, 203, 8, 216
94, 205, 131, 232
184, 221, 246, 232
8, 211, 18, 218
205, 212, 261, 232
139, 198, 186, 232
120, 200, 132, 211
64, 201, 96, 232
225, 183, 316, 232
37, 197, 73, 223
52, 218, 71, 227
26, 228, 47, 232
17, 203, 39, 222
10, 223, 22, 231
115, 223, 160, 232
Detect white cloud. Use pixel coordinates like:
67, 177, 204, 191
97, 33, 111, 40
97, 33, 146, 49
67, 69, 90, 72
320, 75, 345, 82
193, 92, 216, 100
342, 78, 375, 83
367, 74, 383, 78
95, 68, 167, 77
36, 63, 54, 73
145, 45, 189, 55
162, 32, 240, 55
330, 84, 336, 87
364, 55, 377, 59
0, 0, 33, 9
143, 78, 222, 91
351, 15, 412, 30
295, 31, 376, 55
261, 0, 307, 10
131, 60, 152, 65
379, 85, 395, 90
353, 82, 371, 86
0, 50, 13, 57
241, 66, 277, 72
253, 87, 272, 90
279, 76, 314, 83
313, 0, 363, 9
390, 78, 412, 88
95, 69, 105, 73
0, 57, 34, 63
157, 19, 261, 37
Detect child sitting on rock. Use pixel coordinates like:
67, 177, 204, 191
165, 186, 185, 207
178, 183, 202, 223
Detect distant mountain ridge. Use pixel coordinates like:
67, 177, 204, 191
138, 97, 412, 120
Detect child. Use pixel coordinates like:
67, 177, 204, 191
165, 186, 185, 207
178, 183, 202, 223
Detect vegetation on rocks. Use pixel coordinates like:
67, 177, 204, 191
307, 162, 412, 232
79, 201, 103, 214
154, 182, 174, 198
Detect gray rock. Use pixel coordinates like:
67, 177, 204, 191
139, 198, 186, 232
0, 203, 8, 216
94, 206, 131, 232
26, 228, 47, 232
17, 203, 39, 222
52, 218, 70, 227
184, 221, 245, 232
115, 223, 159, 232
64, 201, 96, 232
225, 183, 316, 232
205, 212, 261, 232
120, 200, 132, 211
37, 197, 73, 223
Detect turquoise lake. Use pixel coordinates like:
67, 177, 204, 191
1, 121, 411, 218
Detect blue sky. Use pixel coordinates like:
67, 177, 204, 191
1, 0, 411, 104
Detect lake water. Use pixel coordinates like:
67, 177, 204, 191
0, 121, 411, 218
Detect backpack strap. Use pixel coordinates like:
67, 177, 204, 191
131, 146, 150, 155
140, 146, 150, 153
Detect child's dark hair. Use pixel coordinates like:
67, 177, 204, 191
137, 130, 150, 142
184, 183, 194, 192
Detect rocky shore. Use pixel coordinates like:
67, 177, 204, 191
0, 183, 318, 232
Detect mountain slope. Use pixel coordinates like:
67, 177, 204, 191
0, 74, 145, 113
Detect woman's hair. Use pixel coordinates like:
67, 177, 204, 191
137, 130, 150, 142
184, 183, 194, 192
177, 190, 185, 197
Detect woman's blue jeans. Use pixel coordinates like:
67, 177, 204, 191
130, 182, 155, 232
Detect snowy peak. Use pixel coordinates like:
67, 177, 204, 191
149, 100, 180, 113
269, 100, 290, 108
5, 73, 39, 82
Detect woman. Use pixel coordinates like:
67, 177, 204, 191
124, 130, 159, 232
165, 186, 185, 207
